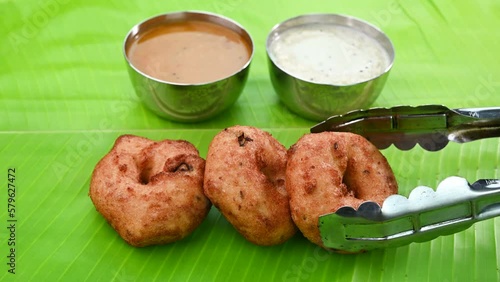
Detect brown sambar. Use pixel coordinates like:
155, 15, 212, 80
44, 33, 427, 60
126, 21, 252, 84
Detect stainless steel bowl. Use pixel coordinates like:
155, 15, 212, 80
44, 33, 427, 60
123, 11, 254, 122
266, 14, 395, 121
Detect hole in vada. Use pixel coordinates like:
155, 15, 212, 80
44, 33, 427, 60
174, 163, 192, 172
258, 161, 278, 186
341, 174, 359, 199
139, 167, 152, 185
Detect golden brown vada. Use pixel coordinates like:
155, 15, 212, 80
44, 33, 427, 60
286, 132, 398, 249
89, 134, 211, 247
204, 126, 297, 245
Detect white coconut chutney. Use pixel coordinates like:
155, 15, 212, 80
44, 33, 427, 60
269, 23, 391, 85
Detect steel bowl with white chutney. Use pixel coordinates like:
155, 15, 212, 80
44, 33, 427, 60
266, 14, 395, 121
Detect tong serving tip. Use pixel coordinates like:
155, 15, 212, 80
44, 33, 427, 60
319, 177, 500, 252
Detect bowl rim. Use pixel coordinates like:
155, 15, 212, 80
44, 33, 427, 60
123, 10, 255, 86
266, 13, 395, 87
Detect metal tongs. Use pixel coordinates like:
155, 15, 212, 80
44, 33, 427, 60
312, 105, 500, 252
311, 104, 500, 151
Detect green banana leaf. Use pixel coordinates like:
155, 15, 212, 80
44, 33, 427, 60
1, 0, 499, 281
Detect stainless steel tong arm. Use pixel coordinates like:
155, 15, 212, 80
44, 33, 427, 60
311, 105, 500, 151
319, 177, 500, 252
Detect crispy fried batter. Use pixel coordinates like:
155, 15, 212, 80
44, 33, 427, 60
204, 126, 297, 245
89, 135, 211, 247
286, 132, 398, 249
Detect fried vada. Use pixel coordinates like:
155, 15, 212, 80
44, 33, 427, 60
204, 126, 297, 245
286, 132, 398, 249
89, 135, 211, 247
